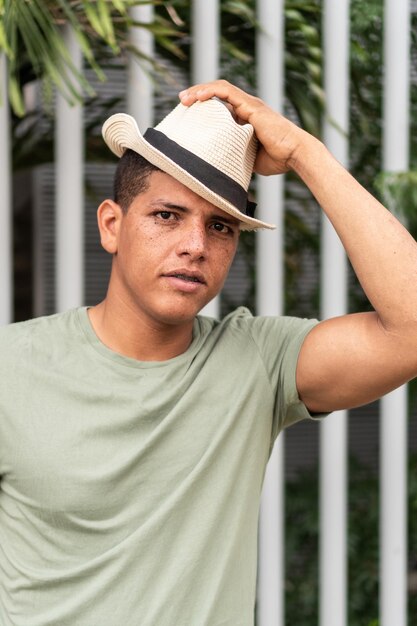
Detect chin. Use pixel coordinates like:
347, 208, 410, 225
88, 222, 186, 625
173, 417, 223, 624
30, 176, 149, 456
152, 303, 204, 326
148, 291, 217, 326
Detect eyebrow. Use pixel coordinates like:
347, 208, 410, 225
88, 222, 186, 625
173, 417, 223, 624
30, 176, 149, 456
150, 201, 240, 226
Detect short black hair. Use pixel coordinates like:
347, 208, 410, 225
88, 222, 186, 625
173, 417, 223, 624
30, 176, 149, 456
113, 149, 160, 213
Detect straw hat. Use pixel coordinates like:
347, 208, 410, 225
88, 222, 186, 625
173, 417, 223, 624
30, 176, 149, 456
102, 99, 275, 230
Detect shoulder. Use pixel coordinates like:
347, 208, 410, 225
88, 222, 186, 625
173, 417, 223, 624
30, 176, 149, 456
197, 306, 318, 354
0, 309, 81, 366
248, 314, 318, 346
0, 309, 77, 340
199, 306, 316, 337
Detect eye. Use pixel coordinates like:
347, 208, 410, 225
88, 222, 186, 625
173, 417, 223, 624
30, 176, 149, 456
159, 211, 173, 220
154, 210, 176, 221
210, 222, 232, 234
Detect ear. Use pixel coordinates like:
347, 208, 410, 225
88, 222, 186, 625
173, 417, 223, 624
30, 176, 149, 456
96, 199, 123, 254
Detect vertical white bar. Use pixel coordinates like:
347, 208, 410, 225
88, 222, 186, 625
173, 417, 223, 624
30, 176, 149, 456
128, 3, 154, 128
192, 0, 220, 319
191, 0, 219, 85
256, 1, 285, 625
380, 390, 408, 626
56, 26, 84, 311
319, 411, 347, 626
383, 0, 410, 173
380, 1, 410, 625
320, 2, 349, 626
0, 54, 12, 325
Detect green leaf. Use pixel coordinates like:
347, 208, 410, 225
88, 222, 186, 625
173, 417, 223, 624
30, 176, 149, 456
221, 37, 252, 63
53, 0, 106, 81
97, 0, 118, 49
222, 1, 257, 25
1, 0, 186, 115
82, 2, 106, 39
8, 74, 24, 117
0, 19, 12, 57
110, 0, 128, 15
285, 9, 305, 22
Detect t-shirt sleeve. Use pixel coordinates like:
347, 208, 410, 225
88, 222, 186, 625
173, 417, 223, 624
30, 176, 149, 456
247, 314, 328, 444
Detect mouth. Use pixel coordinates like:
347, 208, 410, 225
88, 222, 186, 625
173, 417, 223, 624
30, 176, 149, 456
162, 270, 207, 293
163, 271, 206, 285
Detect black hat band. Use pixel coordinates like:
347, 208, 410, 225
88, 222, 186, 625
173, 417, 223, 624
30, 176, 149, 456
144, 128, 257, 219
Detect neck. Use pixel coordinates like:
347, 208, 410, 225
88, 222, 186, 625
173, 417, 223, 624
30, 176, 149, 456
88, 297, 195, 362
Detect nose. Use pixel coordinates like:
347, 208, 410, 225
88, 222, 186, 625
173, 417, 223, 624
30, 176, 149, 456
176, 220, 208, 260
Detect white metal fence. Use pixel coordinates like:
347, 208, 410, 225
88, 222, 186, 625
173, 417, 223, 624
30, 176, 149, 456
0, 1, 414, 624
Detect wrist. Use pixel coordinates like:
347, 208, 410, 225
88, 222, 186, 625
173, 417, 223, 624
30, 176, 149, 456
287, 131, 326, 176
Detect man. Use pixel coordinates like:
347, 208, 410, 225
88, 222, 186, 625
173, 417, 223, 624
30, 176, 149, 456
0, 80, 416, 625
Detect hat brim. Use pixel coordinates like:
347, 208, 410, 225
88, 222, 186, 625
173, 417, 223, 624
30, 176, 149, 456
102, 113, 276, 231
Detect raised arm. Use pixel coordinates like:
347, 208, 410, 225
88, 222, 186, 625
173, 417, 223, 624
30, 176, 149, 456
180, 80, 417, 413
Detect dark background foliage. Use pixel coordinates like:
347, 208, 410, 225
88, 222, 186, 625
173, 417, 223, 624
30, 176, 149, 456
285, 454, 417, 626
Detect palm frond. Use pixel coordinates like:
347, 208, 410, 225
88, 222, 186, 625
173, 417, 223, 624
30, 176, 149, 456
0, 0, 183, 116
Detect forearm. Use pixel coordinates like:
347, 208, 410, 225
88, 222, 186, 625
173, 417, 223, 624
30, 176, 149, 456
179, 80, 417, 332
291, 135, 417, 332
179, 80, 417, 407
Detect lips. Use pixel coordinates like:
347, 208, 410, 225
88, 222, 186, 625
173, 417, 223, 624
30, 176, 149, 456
163, 269, 206, 284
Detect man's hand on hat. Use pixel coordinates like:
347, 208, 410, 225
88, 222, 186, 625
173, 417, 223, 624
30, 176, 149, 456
179, 80, 312, 177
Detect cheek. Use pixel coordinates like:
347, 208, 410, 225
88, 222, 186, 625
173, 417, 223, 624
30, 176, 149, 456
121, 223, 158, 259
211, 244, 237, 278
123, 227, 175, 279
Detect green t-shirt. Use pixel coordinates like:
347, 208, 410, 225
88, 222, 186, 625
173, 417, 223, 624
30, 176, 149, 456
0, 306, 319, 626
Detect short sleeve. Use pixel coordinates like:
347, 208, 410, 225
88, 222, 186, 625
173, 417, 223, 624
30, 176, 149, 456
247, 315, 328, 444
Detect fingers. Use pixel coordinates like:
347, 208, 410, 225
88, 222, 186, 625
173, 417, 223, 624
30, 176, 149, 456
178, 80, 300, 176
178, 84, 213, 105
179, 80, 261, 124
179, 80, 240, 105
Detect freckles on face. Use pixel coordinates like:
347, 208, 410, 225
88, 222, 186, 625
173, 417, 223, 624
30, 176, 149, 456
112, 171, 240, 322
